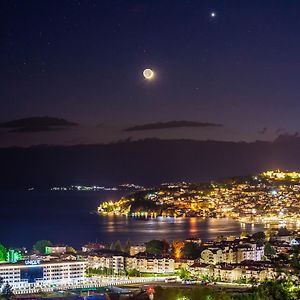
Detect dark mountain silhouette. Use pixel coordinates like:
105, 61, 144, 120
1, 137, 300, 189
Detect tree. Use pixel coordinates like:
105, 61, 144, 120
126, 269, 141, 277
66, 246, 76, 254
252, 231, 266, 245
172, 240, 184, 259
290, 253, 300, 270
33, 240, 52, 254
145, 240, 165, 255
264, 242, 276, 257
87, 267, 113, 276
253, 280, 300, 300
177, 267, 191, 280
0, 278, 14, 300
0, 244, 7, 262
114, 240, 123, 252
182, 242, 201, 259
124, 239, 131, 254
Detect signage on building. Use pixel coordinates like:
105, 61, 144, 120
25, 259, 41, 265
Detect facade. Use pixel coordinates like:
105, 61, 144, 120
201, 248, 224, 265
129, 245, 146, 256
87, 255, 125, 274
236, 243, 264, 263
174, 259, 195, 270
126, 256, 174, 274
82, 243, 106, 252
0, 260, 87, 292
45, 246, 67, 255
190, 262, 276, 282
87, 253, 174, 274
200, 243, 264, 265
275, 234, 294, 243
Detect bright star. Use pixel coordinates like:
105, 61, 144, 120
211, 11, 216, 18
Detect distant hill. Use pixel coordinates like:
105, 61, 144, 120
1, 137, 300, 189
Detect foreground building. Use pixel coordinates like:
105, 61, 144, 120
200, 242, 264, 265
87, 252, 175, 274
189, 261, 277, 282
129, 245, 146, 256
0, 259, 87, 293
126, 253, 175, 274
87, 254, 126, 274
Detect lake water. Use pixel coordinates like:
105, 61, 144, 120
0, 191, 264, 249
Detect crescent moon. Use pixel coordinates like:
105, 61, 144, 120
143, 69, 155, 80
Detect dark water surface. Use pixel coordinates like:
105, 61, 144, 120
1, 191, 264, 248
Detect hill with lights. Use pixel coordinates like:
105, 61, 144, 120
98, 170, 300, 225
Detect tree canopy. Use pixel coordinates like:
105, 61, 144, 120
33, 240, 52, 254
182, 242, 201, 259
0, 244, 7, 262
145, 240, 169, 255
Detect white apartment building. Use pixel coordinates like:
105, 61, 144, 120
87, 253, 174, 274
129, 245, 146, 256
201, 243, 264, 265
236, 243, 264, 263
0, 259, 87, 292
87, 255, 125, 274
126, 256, 175, 274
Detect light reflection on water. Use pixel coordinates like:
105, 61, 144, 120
96, 215, 264, 244
1, 191, 265, 247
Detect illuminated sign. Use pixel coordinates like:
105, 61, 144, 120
25, 259, 41, 266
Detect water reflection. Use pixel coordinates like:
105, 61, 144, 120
0, 191, 266, 248
97, 215, 264, 244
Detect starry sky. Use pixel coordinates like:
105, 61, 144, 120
1, 0, 300, 146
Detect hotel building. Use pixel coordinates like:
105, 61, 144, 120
0, 259, 87, 293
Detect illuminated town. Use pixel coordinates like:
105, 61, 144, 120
4, 0, 300, 298
1, 170, 300, 298
1, 228, 300, 298
98, 170, 300, 227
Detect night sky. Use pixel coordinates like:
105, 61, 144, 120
1, 0, 300, 147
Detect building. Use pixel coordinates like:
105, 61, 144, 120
87, 254, 126, 274
201, 248, 224, 265
174, 259, 195, 270
189, 261, 277, 282
236, 243, 264, 263
126, 254, 175, 274
87, 252, 174, 274
82, 243, 106, 252
45, 245, 67, 255
200, 242, 264, 265
129, 245, 146, 256
185, 237, 202, 245
0, 259, 87, 293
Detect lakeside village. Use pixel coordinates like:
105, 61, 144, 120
98, 170, 300, 226
1, 228, 300, 296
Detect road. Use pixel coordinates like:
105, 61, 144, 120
120, 281, 252, 292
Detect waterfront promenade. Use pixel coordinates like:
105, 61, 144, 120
14, 276, 178, 295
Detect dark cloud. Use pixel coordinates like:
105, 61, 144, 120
258, 127, 267, 134
0, 116, 78, 133
124, 120, 222, 132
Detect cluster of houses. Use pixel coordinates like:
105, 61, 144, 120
2, 229, 299, 293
